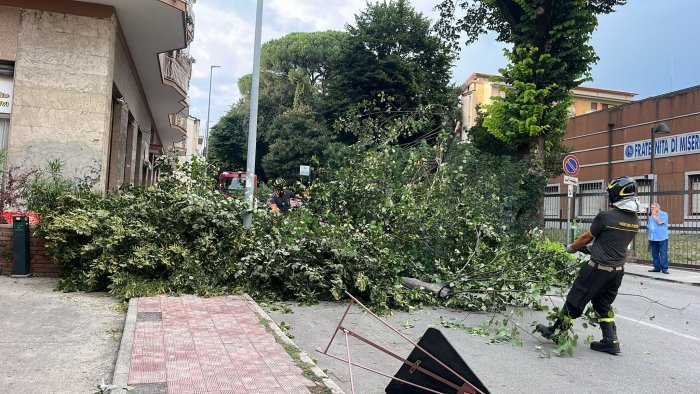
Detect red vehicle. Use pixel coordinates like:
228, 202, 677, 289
218, 172, 257, 197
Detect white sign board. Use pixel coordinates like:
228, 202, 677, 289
567, 184, 574, 198
563, 175, 578, 186
624, 131, 700, 161
0, 75, 13, 114
299, 165, 310, 176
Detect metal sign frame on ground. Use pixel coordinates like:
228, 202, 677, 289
317, 291, 488, 394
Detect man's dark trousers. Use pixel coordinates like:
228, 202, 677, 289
564, 264, 623, 319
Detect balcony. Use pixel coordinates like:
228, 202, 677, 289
186, 1, 195, 44
172, 140, 187, 155
162, 54, 191, 94
170, 110, 188, 134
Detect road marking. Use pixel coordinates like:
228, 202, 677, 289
616, 314, 700, 343
544, 295, 700, 343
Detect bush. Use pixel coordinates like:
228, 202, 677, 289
36, 110, 576, 315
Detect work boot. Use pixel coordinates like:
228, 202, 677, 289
535, 317, 571, 340
535, 323, 557, 339
590, 321, 621, 355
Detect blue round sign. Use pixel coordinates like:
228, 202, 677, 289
562, 155, 579, 176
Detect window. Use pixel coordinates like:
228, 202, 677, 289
691, 175, 700, 216
601, 103, 610, 110
590, 102, 598, 111
544, 185, 560, 218
0, 118, 8, 152
579, 181, 605, 216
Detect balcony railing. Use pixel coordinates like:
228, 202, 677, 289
163, 55, 190, 93
186, 1, 195, 44
170, 110, 188, 132
172, 140, 187, 154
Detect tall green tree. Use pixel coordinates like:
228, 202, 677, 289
325, 0, 454, 122
261, 31, 347, 99
262, 106, 333, 182
209, 31, 346, 179
436, 0, 626, 229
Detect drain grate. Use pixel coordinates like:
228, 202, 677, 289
136, 312, 162, 322
129, 383, 167, 393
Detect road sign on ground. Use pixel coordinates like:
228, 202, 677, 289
564, 175, 578, 186
562, 155, 580, 176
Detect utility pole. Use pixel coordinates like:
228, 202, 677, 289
243, 0, 264, 228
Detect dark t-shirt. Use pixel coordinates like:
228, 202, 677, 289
268, 190, 295, 213
589, 208, 640, 266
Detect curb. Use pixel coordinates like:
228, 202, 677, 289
243, 294, 345, 394
624, 272, 700, 287
110, 298, 138, 394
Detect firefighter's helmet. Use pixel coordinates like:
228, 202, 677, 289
607, 176, 637, 204
273, 178, 286, 189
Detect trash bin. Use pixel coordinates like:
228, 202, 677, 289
12, 215, 30, 276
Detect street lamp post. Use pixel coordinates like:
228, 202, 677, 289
204, 65, 221, 159
650, 122, 671, 205
243, 0, 264, 228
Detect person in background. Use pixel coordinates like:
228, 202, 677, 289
268, 178, 304, 215
647, 202, 670, 274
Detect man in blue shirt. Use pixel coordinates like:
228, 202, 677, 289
648, 202, 669, 274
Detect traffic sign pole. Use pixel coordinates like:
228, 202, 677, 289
562, 155, 580, 245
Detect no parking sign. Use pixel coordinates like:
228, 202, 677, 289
562, 155, 580, 176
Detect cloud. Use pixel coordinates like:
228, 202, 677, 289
188, 0, 504, 128
266, 0, 366, 31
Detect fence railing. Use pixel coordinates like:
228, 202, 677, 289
543, 184, 700, 269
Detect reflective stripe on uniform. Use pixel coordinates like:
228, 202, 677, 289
599, 317, 615, 323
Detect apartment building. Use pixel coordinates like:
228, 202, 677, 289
459, 72, 637, 139
173, 115, 201, 162
0, 0, 196, 190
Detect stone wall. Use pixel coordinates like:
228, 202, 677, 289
8, 9, 116, 189
0, 6, 20, 61
0, 225, 58, 277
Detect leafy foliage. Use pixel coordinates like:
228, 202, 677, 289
261, 106, 332, 182
325, 0, 454, 121
36, 107, 577, 317
24, 159, 77, 216
436, 0, 626, 226
209, 2, 457, 179
260, 31, 347, 99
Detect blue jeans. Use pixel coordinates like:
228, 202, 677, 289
649, 239, 669, 271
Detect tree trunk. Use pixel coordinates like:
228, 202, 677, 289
402, 277, 453, 297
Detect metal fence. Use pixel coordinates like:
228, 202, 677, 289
543, 183, 700, 269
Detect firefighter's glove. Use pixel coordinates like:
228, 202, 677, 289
565, 244, 577, 254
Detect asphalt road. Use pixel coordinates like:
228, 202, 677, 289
266, 275, 700, 394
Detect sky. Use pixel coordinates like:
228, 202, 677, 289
187, 0, 700, 137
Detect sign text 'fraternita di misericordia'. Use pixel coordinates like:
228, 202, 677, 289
623, 131, 700, 161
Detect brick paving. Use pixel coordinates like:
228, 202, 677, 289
128, 295, 315, 394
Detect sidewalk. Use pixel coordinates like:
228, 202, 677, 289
624, 262, 700, 286
112, 294, 343, 394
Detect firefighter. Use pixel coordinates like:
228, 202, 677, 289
268, 178, 306, 215
536, 176, 640, 355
